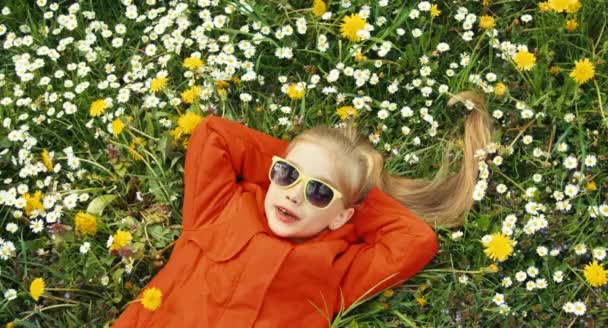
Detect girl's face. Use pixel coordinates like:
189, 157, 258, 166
263, 142, 355, 242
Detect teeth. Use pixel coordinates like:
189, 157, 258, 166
279, 207, 294, 218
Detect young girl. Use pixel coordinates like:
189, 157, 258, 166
111, 90, 494, 327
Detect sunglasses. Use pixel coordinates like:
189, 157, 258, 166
268, 155, 343, 209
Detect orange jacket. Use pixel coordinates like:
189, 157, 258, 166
111, 115, 439, 327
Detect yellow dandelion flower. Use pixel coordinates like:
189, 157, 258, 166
312, 0, 327, 17
74, 211, 97, 236
586, 181, 597, 191
482, 0, 491, 6
564, 19, 578, 31
169, 127, 185, 142
340, 14, 367, 42
111, 118, 126, 137
485, 263, 500, 273
336, 106, 359, 120
214, 80, 230, 89
354, 49, 367, 62
141, 287, 163, 311
90, 99, 109, 117
150, 76, 168, 93
415, 296, 427, 306
382, 289, 394, 298
583, 260, 607, 287
231, 76, 241, 85
549, 0, 576, 13
479, 15, 496, 30
566, 0, 582, 13
41, 148, 54, 172
181, 85, 202, 104
24, 191, 44, 217
110, 229, 133, 251
29, 277, 46, 302
217, 88, 227, 99
483, 232, 515, 262
6, 322, 15, 328
569, 58, 595, 85
512, 49, 537, 71
183, 56, 204, 70
128, 137, 146, 161
177, 112, 203, 135
430, 4, 441, 17
494, 82, 507, 97
538, 1, 551, 12
286, 83, 305, 100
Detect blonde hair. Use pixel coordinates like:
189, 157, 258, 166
283, 90, 495, 228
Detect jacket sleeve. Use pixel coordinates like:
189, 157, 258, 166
337, 187, 439, 312
182, 115, 289, 231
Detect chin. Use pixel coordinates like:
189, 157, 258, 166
267, 210, 309, 240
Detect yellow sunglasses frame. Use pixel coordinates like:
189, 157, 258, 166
268, 155, 343, 209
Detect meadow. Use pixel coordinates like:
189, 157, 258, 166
0, 0, 607, 327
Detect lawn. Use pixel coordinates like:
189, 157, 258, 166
0, 0, 607, 327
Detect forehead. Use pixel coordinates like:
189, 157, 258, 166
285, 143, 337, 183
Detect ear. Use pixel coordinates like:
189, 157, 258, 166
328, 207, 356, 230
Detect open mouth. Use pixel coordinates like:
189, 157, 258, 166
275, 205, 301, 222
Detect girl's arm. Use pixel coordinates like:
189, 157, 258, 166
337, 187, 439, 311
182, 115, 288, 230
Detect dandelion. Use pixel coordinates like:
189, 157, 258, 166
183, 56, 204, 70
430, 4, 441, 17
564, 19, 578, 31
479, 15, 496, 30
170, 112, 203, 141
549, 0, 577, 13
41, 148, 54, 172
181, 85, 202, 104
583, 260, 607, 287
89, 99, 109, 117
312, 0, 326, 17
29, 277, 45, 301
566, 0, 582, 13
569, 58, 595, 85
111, 118, 126, 137
24, 191, 44, 217
336, 106, 359, 121
141, 287, 162, 311
109, 229, 132, 251
340, 14, 367, 42
286, 83, 305, 100
177, 112, 202, 135
482, 232, 515, 262
74, 211, 97, 236
150, 76, 168, 93
415, 296, 427, 306
494, 82, 507, 96
512, 49, 536, 71
538, 1, 552, 12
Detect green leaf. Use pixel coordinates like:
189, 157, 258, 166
112, 268, 124, 284
87, 194, 118, 216
478, 214, 491, 231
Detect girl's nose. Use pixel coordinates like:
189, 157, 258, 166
285, 181, 304, 205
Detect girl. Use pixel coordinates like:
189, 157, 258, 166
111, 90, 494, 327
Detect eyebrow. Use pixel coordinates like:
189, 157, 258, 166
285, 157, 334, 184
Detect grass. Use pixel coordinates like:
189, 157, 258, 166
0, 0, 607, 327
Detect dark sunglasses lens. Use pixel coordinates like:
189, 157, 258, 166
270, 161, 299, 186
306, 181, 334, 208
